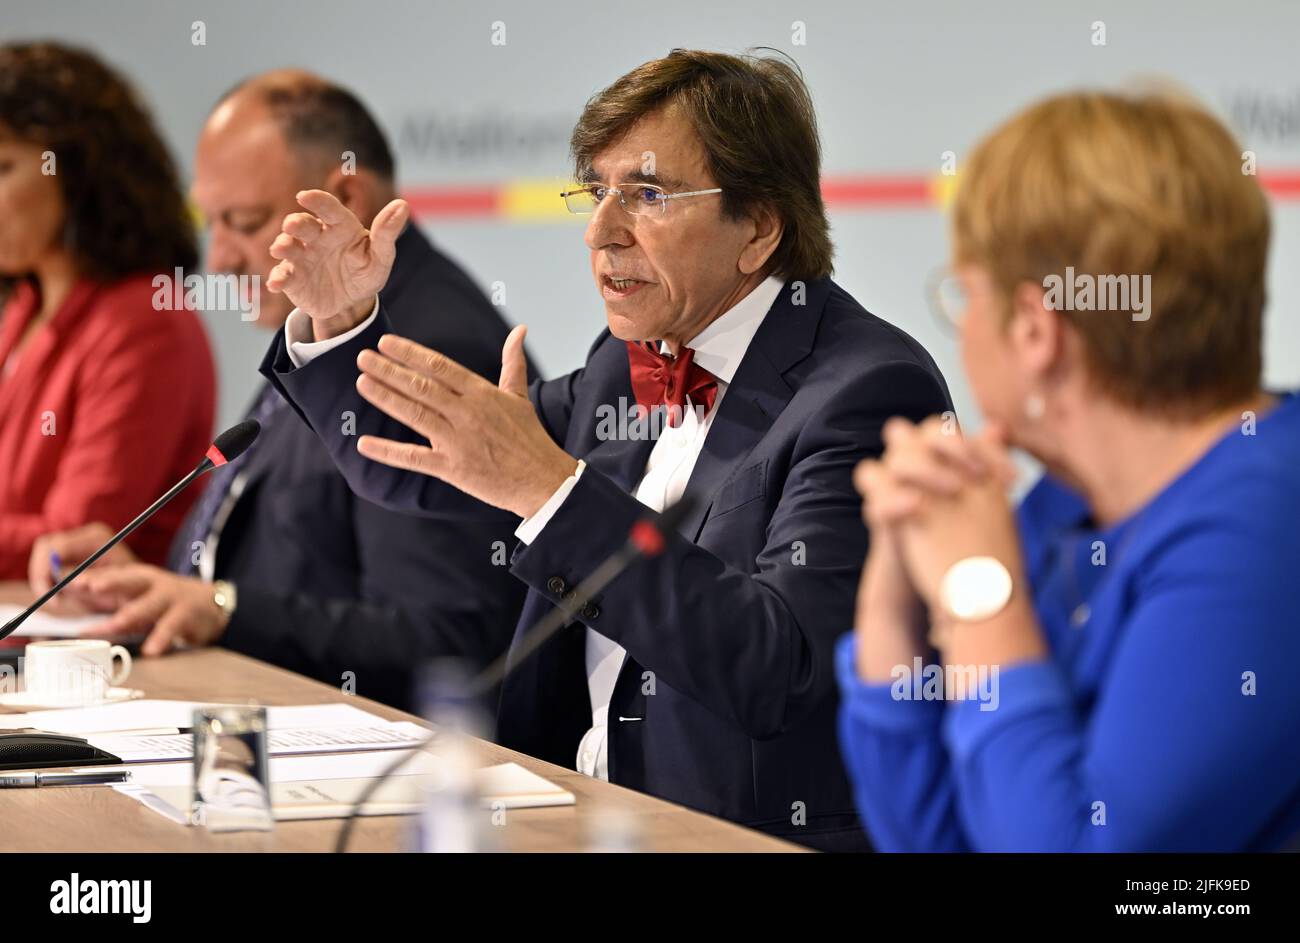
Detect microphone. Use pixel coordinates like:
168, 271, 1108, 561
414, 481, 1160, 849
0, 420, 262, 643
333, 493, 696, 852
468, 493, 697, 697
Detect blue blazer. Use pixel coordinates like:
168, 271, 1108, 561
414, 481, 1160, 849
263, 276, 951, 850
837, 391, 1300, 852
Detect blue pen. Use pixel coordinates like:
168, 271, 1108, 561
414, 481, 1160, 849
49, 550, 61, 582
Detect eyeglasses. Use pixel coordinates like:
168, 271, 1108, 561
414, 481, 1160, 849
926, 266, 969, 335
559, 182, 723, 217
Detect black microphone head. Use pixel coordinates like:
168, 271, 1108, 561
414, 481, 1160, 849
206, 419, 261, 467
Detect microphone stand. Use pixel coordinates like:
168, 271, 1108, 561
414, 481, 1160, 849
333, 497, 692, 853
0, 461, 214, 643
0, 418, 260, 642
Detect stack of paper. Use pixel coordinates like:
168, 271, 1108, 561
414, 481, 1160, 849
1, 697, 574, 823
0, 604, 106, 639
0, 699, 391, 735
88, 722, 430, 762
96, 753, 573, 823
0, 699, 430, 761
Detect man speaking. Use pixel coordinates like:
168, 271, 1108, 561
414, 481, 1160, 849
262, 49, 950, 850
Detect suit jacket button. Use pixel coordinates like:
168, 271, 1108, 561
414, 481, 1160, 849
546, 576, 567, 595
581, 603, 600, 620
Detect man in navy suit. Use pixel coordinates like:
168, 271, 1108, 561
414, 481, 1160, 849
32, 72, 528, 712
259, 50, 950, 850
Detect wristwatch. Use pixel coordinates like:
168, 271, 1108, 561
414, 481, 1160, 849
937, 556, 1013, 623
212, 580, 238, 621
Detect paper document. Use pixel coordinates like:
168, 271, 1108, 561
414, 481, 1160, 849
476, 762, 577, 809
88, 749, 446, 787
134, 776, 428, 821
102, 755, 574, 823
0, 700, 393, 735
0, 605, 106, 639
88, 722, 430, 762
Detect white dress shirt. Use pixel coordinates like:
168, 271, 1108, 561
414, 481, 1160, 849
516, 275, 785, 780
196, 473, 249, 582
284, 298, 381, 368
281, 277, 786, 781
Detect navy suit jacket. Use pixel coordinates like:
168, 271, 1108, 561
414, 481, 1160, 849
205, 225, 529, 712
262, 276, 950, 850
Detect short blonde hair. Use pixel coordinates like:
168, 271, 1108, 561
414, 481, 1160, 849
953, 90, 1270, 418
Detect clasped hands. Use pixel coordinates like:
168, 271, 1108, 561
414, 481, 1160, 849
852, 415, 1031, 672
265, 189, 577, 519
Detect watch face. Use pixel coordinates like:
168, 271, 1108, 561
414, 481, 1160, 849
939, 556, 1013, 622
213, 582, 236, 616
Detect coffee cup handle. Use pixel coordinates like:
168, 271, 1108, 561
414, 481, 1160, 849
109, 645, 132, 686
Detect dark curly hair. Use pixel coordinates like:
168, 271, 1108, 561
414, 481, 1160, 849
0, 42, 197, 293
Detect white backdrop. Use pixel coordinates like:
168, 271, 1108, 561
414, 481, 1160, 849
7, 0, 1299, 430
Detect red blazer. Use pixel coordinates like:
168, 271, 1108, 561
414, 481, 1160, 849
0, 275, 216, 578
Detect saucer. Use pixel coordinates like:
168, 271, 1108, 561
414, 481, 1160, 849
0, 687, 145, 711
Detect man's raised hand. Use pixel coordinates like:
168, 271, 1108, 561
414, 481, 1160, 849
265, 189, 409, 338
354, 325, 580, 520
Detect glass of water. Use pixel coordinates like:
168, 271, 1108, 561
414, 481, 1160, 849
190, 705, 273, 832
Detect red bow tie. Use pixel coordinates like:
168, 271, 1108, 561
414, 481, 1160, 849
626, 341, 719, 427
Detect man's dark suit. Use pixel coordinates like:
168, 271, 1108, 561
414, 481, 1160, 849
262, 276, 950, 850
186, 225, 528, 712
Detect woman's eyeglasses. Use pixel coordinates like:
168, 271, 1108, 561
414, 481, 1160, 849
927, 267, 970, 335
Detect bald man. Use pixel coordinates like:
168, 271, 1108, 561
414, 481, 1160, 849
30, 72, 530, 710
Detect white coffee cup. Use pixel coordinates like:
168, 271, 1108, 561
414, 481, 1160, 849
23, 639, 132, 705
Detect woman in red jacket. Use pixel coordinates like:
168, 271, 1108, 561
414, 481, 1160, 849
0, 43, 216, 578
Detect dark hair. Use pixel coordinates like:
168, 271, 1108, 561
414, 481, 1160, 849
570, 48, 833, 280
218, 72, 396, 181
0, 42, 198, 291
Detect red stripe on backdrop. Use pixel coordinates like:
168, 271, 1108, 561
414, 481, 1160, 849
402, 186, 499, 217
1260, 172, 1300, 198
820, 174, 933, 206
400, 170, 1300, 219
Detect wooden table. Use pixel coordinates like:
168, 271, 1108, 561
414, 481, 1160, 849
0, 645, 798, 853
